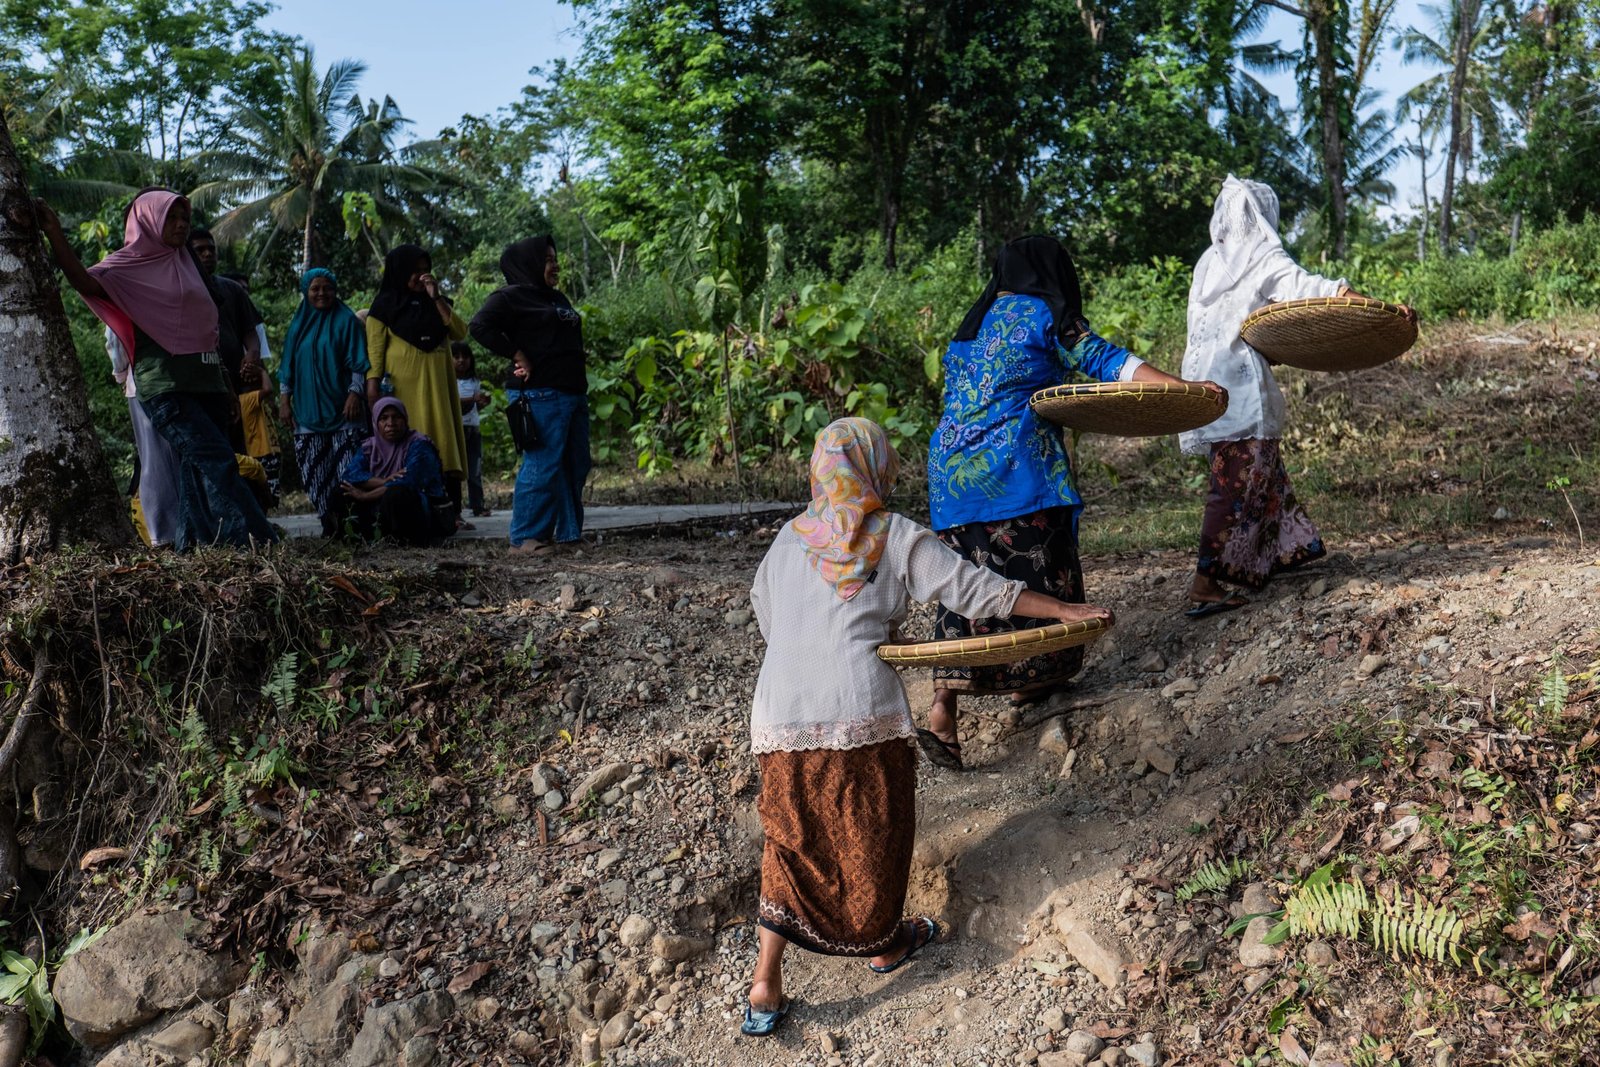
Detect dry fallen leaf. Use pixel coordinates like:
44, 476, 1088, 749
448, 960, 493, 995
79, 846, 129, 870
1279, 1031, 1312, 1066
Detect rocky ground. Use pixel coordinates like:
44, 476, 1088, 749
53, 518, 1592, 1067
28, 321, 1600, 1067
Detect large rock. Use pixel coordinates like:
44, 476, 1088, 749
294, 928, 352, 988
618, 914, 655, 948
574, 763, 631, 804
1038, 718, 1073, 756
54, 910, 230, 1048
344, 991, 454, 1067
651, 932, 712, 963
1238, 916, 1281, 968
294, 955, 380, 1053
1053, 913, 1132, 989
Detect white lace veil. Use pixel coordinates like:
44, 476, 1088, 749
1194, 175, 1284, 301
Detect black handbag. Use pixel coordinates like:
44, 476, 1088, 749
506, 395, 541, 451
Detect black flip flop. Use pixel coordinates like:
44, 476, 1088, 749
915, 729, 964, 771
1185, 595, 1249, 619
869, 917, 939, 973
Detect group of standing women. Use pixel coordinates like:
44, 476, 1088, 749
36, 186, 593, 554
740, 176, 1416, 1037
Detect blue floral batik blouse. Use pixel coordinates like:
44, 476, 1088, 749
927, 294, 1143, 532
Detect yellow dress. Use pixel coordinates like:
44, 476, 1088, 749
366, 310, 469, 477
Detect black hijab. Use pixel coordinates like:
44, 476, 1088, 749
953, 235, 1085, 343
368, 243, 448, 351
498, 235, 572, 310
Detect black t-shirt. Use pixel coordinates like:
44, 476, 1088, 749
469, 291, 587, 396
214, 276, 263, 390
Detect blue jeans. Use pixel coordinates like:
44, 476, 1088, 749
140, 391, 278, 551
508, 389, 590, 546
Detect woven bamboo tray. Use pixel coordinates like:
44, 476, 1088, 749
1240, 296, 1417, 371
877, 617, 1110, 668
1030, 382, 1227, 437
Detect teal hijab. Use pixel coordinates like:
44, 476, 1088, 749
280, 268, 370, 433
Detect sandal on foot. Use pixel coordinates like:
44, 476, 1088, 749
915, 729, 964, 771
1185, 595, 1248, 619
869, 917, 939, 974
739, 998, 791, 1037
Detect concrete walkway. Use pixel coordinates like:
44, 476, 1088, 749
275, 502, 799, 540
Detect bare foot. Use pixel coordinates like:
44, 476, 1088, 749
1189, 573, 1232, 604
748, 978, 783, 1013
928, 691, 958, 747
868, 922, 915, 971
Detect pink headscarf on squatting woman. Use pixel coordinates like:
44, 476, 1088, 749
361, 397, 429, 481
83, 190, 219, 359
792, 417, 901, 601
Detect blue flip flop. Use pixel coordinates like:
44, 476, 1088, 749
869, 917, 939, 974
740, 998, 791, 1037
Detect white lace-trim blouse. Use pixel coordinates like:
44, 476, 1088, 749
749, 513, 1025, 754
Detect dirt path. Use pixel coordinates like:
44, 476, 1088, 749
380, 520, 1593, 1066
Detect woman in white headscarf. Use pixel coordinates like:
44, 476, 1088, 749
1178, 176, 1412, 617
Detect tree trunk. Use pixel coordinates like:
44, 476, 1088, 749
301, 186, 317, 271
882, 195, 900, 271
1417, 136, 1430, 262
1310, 5, 1349, 260
1438, 0, 1481, 254
0, 114, 134, 563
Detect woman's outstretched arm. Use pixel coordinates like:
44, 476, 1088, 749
32, 199, 108, 300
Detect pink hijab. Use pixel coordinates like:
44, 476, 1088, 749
83, 191, 218, 359
792, 418, 900, 601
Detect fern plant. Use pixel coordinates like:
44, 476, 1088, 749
1459, 767, 1511, 809
1284, 870, 1367, 940
1177, 857, 1252, 902
1350, 1034, 1401, 1067
1278, 863, 1467, 965
1369, 889, 1464, 963
261, 652, 300, 714
1539, 666, 1569, 712
396, 645, 422, 682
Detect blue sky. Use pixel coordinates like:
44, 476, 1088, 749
265, 0, 1440, 214
261, 0, 581, 134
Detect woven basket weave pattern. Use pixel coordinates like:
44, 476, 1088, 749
1030, 382, 1227, 437
1240, 296, 1417, 372
877, 617, 1110, 668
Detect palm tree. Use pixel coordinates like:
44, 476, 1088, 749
1251, 0, 1397, 258
190, 45, 447, 270
1395, 0, 1505, 252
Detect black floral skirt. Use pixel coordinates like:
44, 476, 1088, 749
933, 506, 1086, 695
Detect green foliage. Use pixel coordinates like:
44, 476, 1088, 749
0, 921, 106, 1054
1368, 888, 1465, 963
1459, 767, 1511, 810
261, 652, 299, 715
1539, 667, 1570, 713
1284, 867, 1368, 941
1278, 862, 1466, 965
1177, 857, 1252, 902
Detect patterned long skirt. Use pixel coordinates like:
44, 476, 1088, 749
1198, 438, 1325, 590
932, 506, 1086, 695
756, 739, 916, 956
293, 425, 366, 534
